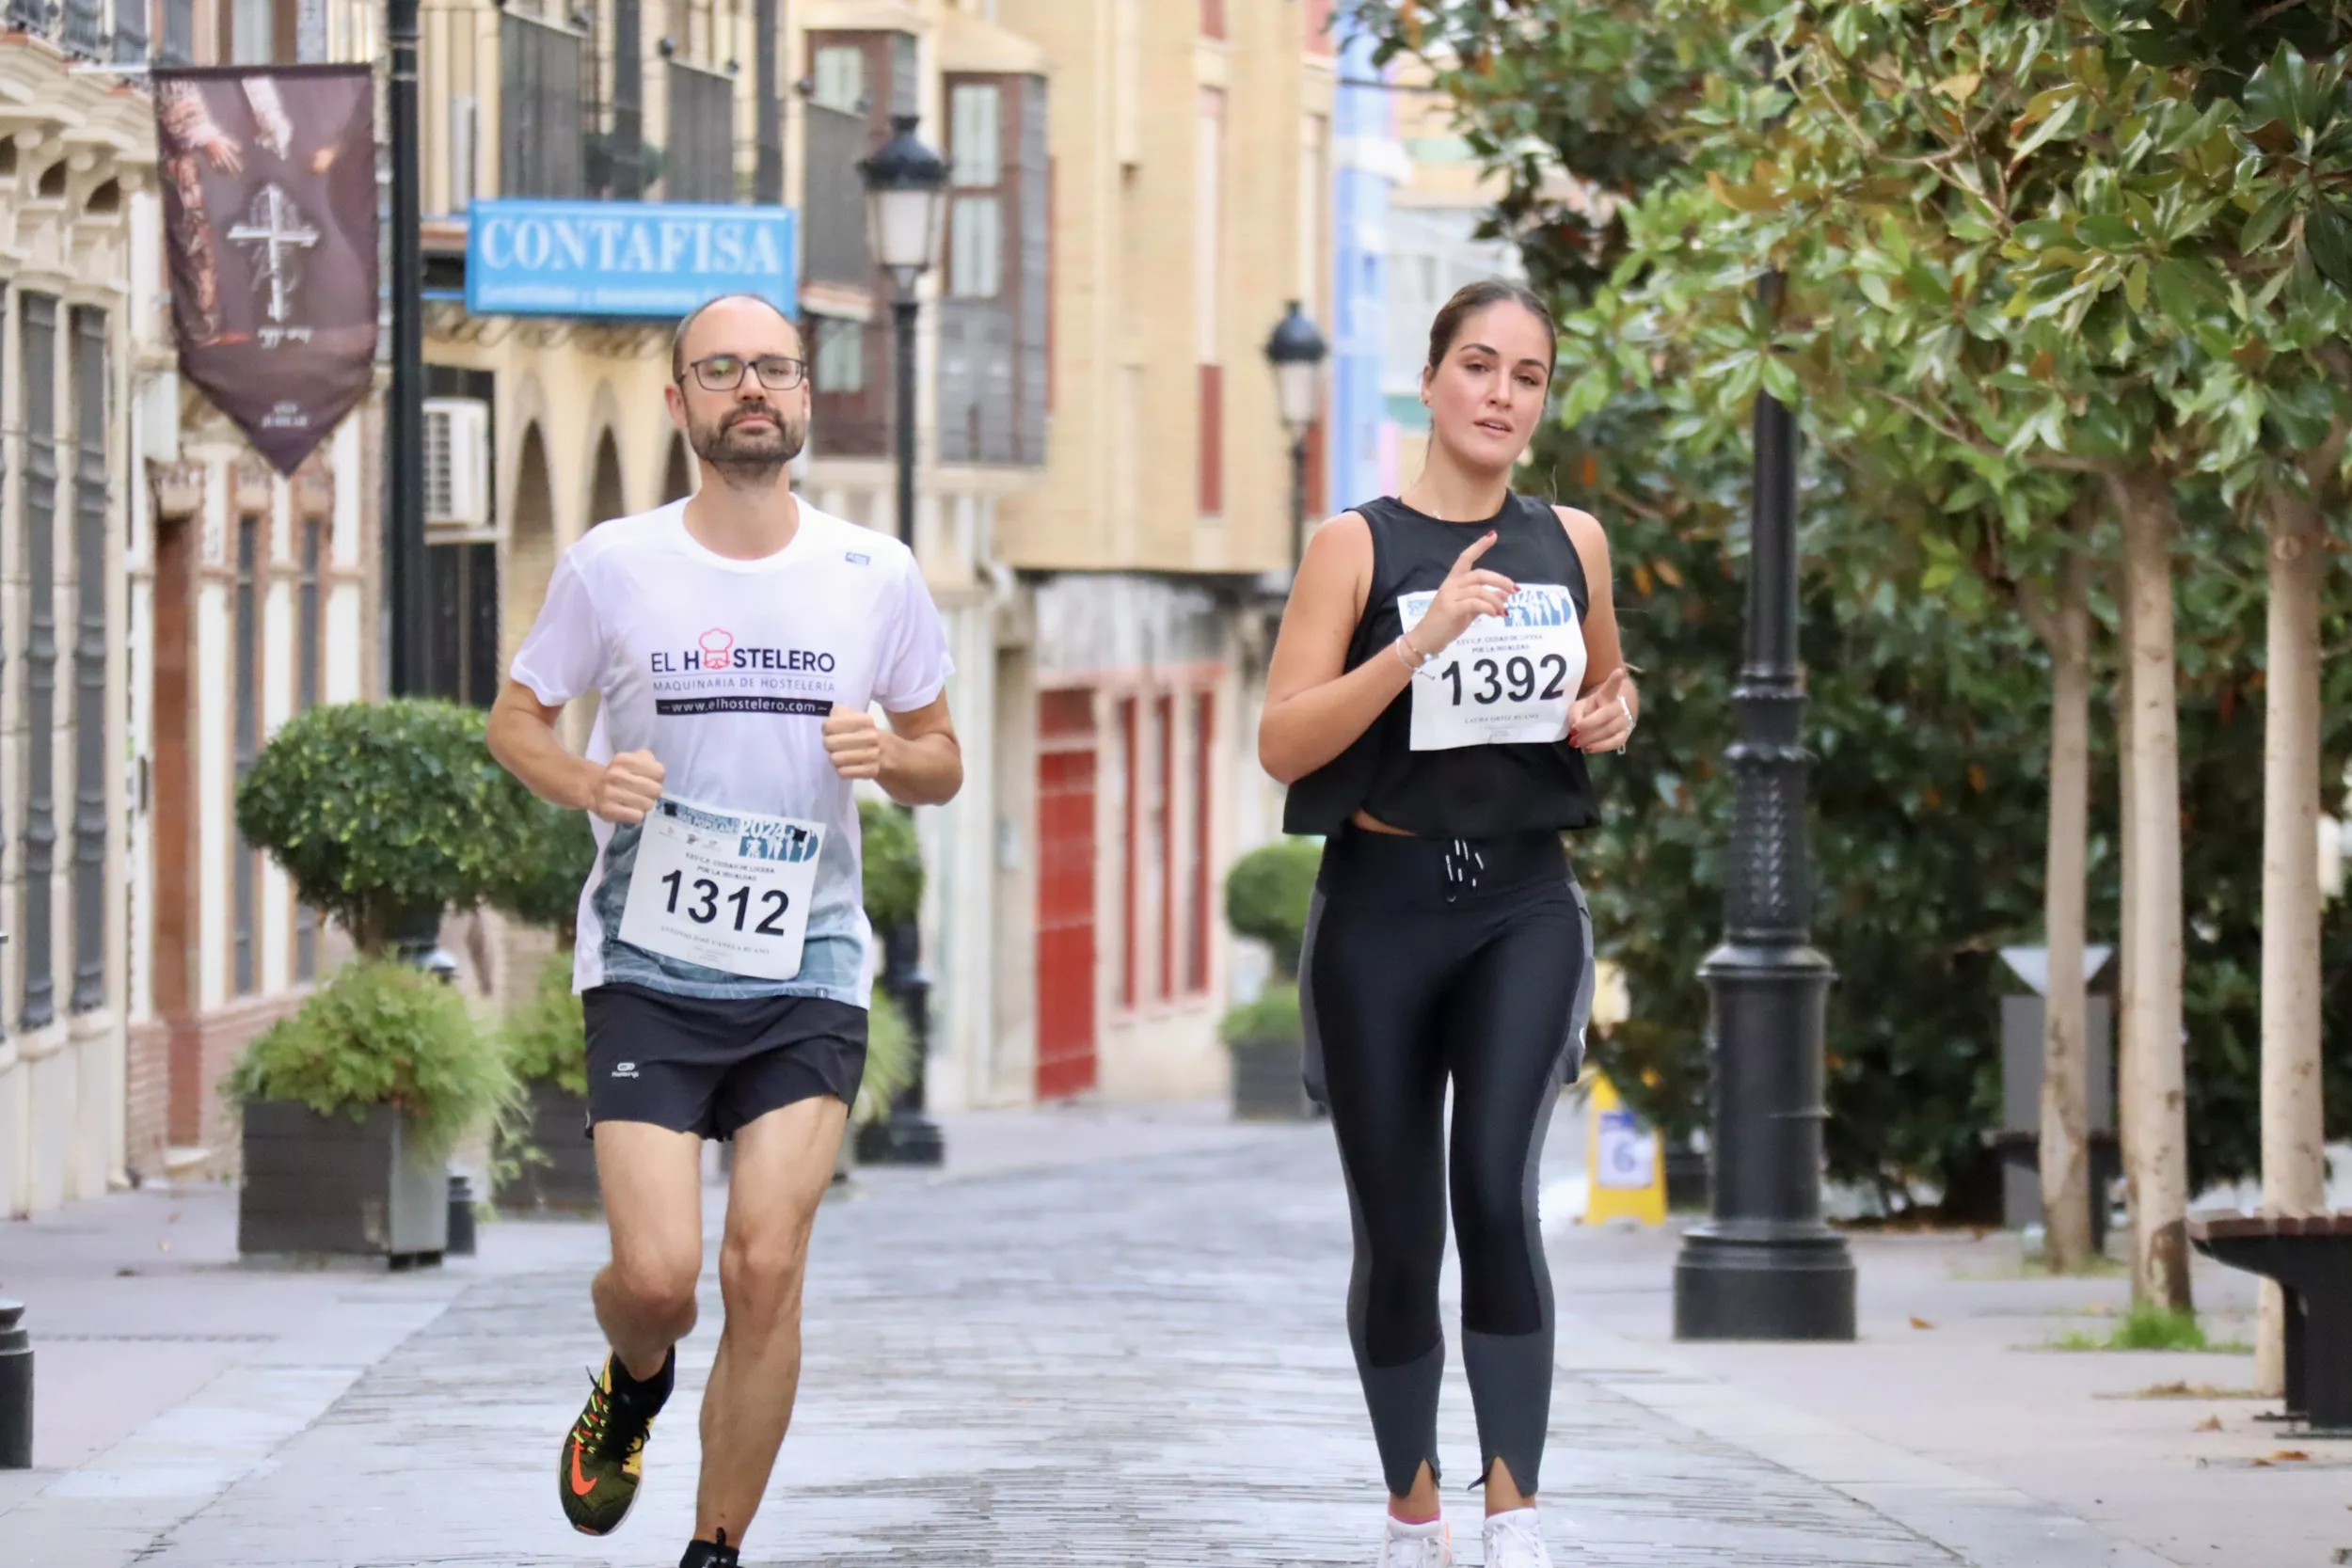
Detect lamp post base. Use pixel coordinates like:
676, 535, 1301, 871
855, 1112, 945, 1167
1674, 1224, 1856, 1340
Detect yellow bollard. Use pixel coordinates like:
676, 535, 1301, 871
1583, 1073, 1666, 1227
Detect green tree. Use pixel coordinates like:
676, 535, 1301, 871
1347, 0, 2352, 1254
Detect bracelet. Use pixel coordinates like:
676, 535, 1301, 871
1392, 633, 1431, 673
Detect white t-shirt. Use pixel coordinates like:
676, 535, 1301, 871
509, 499, 953, 1006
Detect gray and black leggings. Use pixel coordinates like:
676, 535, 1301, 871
1301, 826, 1594, 1500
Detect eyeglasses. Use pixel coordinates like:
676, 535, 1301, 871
682, 354, 808, 392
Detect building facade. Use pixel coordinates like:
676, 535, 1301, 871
939, 0, 1338, 1110
1327, 18, 1403, 520
417, 0, 1341, 1119
120, 0, 384, 1189
0, 15, 153, 1216
1377, 49, 1534, 489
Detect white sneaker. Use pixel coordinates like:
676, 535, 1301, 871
1377, 1513, 1453, 1568
1481, 1508, 1552, 1568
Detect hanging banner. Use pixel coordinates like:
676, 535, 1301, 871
152, 66, 377, 477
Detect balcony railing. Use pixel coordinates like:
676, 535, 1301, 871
501, 12, 587, 199
664, 60, 734, 204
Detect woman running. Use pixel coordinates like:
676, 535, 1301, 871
1257, 278, 1635, 1568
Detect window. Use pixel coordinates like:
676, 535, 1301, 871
938, 72, 1048, 465
950, 85, 1001, 185
812, 45, 865, 111
425, 541, 501, 708
1187, 691, 1213, 994
1300, 115, 1327, 316
946, 84, 1003, 300
21, 292, 56, 1030
949, 197, 1003, 298
295, 518, 324, 981
814, 317, 866, 394
233, 517, 261, 998
1119, 696, 1138, 1010
1155, 694, 1174, 1001
1198, 364, 1222, 516
228, 0, 278, 63
70, 307, 106, 1015
297, 518, 323, 713
1196, 89, 1223, 515
1195, 89, 1223, 361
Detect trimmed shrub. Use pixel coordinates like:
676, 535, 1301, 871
501, 951, 588, 1097
860, 797, 924, 934
235, 699, 532, 953
1224, 838, 1321, 980
1218, 980, 1303, 1049
225, 959, 517, 1159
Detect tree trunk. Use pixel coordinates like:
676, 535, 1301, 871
2256, 487, 2329, 1390
2039, 532, 2096, 1274
2113, 468, 2193, 1312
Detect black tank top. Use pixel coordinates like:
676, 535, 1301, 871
1282, 493, 1599, 839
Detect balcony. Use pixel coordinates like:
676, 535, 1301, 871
5, 0, 148, 62
664, 59, 735, 204
501, 11, 587, 200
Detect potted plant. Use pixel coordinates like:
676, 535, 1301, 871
230, 699, 546, 1258
227, 960, 516, 1262
1220, 838, 1322, 1121
493, 955, 602, 1212
850, 798, 925, 1168
481, 795, 601, 1212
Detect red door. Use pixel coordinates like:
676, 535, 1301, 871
1036, 689, 1099, 1099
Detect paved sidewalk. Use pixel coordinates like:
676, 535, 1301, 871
6, 1111, 2196, 1568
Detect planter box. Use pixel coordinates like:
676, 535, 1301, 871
238, 1101, 449, 1263
494, 1081, 603, 1214
1230, 1035, 1315, 1123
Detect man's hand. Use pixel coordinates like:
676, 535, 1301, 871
822, 705, 885, 781
590, 749, 665, 824
1567, 666, 1637, 753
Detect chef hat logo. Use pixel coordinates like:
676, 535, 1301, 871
699, 627, 735, 670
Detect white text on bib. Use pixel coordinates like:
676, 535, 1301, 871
1399, 584, 1586, 752
618, 798, 825, 980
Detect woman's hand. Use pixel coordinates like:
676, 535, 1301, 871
1407, 531, 1518, 658
1568, 667, 1636, 752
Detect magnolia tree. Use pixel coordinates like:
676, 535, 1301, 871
1353, 0, 2352, 1331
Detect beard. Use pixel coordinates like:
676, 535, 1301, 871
689, 402, 807, 485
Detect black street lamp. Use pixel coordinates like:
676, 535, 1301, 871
1671, 270, 1856, 1340
853, 113, 947, 1169
859, 113, 947, 552
1263, 300, 1328, 575
388, 0, 428, 695
385, 0, 458, 985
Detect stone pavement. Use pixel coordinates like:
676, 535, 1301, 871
3, 1108, 2202, 1568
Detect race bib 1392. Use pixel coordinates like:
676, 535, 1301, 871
1399, 583, 1587, 752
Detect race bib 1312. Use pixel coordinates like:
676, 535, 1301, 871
617, 798, 825, 980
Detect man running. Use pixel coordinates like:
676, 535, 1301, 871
486, 293, 962, 1568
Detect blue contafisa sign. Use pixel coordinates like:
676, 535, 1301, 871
465, 199, 799, 319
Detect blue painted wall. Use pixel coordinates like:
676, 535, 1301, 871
1328, 23, 1395, 512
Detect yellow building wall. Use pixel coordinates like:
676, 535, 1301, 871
993, 1, 1328, 578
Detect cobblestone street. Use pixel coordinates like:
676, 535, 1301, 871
8, 1126, 2179, 1566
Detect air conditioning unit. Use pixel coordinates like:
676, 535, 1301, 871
422, 397, 491, 528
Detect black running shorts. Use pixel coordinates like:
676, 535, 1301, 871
580, 982, 867, 1140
